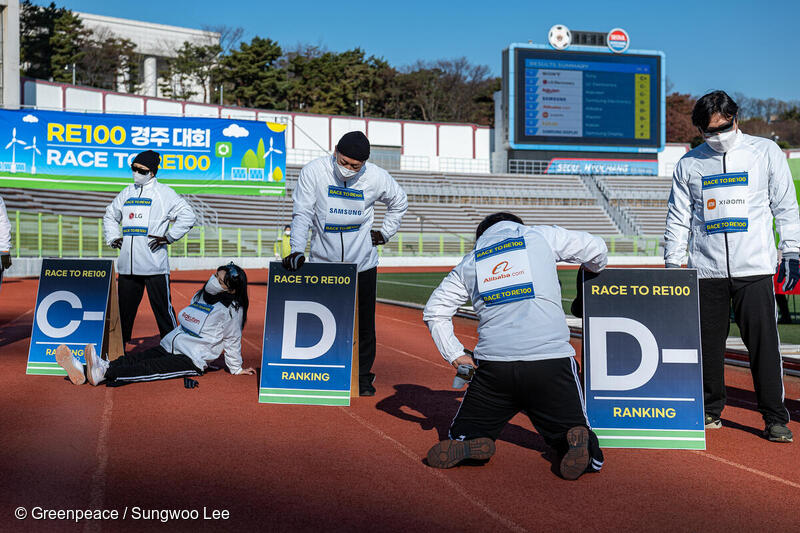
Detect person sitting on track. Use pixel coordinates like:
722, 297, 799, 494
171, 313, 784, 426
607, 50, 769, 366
55, 263, 255, 386
422, 212, 607, 480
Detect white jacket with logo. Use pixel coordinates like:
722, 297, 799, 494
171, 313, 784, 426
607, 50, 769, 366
664, 131, 800, 278
103, 179, 196, 276
290, 155, 408, 272
423, 221, 607, 363
0, 196, 11, 257
160, 292, 246, 374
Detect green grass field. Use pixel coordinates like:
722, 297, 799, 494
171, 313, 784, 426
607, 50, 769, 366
377, 269, 800, 344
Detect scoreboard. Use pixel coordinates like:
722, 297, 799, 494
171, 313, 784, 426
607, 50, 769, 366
504, 44, 665, 153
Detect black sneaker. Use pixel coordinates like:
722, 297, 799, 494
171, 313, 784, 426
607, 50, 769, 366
426, 438, 495, 469
764, 423, 793, 443
359, 373, 376, 397
560, 426, 591, 480
704, 414, 722, 429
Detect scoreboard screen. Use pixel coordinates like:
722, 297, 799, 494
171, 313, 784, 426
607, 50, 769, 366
507, 45, 664, 152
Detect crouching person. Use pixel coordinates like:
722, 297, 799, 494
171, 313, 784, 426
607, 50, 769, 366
56, 263, 254, 386
422, 212, 607, 480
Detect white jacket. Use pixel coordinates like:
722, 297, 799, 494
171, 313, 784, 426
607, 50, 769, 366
103, 179, 196, 276
423, 221, 607, 364
290, 155, 408, 272
0, 196, 11, 257
664, 131, 800, 278
160, 292, 246, 374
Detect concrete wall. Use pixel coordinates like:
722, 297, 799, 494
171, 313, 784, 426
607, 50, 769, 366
0, 0, 20, 109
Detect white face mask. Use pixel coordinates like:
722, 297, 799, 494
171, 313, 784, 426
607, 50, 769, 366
705, 128, 740, 154
133, 170, 152, 185
336, 162, 358, 179
205, 274, 226, 295
284, 230, 291, 236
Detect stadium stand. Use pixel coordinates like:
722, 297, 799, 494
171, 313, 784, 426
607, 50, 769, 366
595, 175, 672, 237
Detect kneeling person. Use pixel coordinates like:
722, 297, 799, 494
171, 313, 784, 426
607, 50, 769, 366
56, 263, 254, 386
423, 213, 607, 480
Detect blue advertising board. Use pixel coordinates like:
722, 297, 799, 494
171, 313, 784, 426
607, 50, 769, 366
582, 268, 705, 449
27, 259, 114, 376
259, 262, 358, 406
0, 109, 286, 196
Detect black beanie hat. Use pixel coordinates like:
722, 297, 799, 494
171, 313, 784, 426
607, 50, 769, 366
132, 150, 161, 176
336, 131, 370, 161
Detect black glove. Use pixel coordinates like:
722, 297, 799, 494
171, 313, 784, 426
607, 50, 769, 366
570, 266, 600, 318
371, 230, 386, 246
777, 253, 800, 292
282, 252, 305, 271
110, 238, 123, 249
148, 235, 170, 252
1, 253, 11, 270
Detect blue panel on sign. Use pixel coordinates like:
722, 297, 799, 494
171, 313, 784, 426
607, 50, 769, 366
260, 262, 358, 406
27, 259, 113, 375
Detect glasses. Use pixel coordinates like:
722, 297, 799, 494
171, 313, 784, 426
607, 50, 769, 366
702, 117, 737, 138
131, 165, 150, 174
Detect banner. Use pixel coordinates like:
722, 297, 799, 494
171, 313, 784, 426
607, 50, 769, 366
0, 109, 286, 196
547, 158, 658, 175
27, 259, 118, 375
583, 268, 705, 449
259, 262, 358, 406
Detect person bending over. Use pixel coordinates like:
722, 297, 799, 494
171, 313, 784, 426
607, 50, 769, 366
423, 212, 607, 480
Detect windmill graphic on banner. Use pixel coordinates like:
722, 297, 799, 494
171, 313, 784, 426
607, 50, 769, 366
263, 137, 283, 182
5, 128, 26, 173
24, 136, 41, 174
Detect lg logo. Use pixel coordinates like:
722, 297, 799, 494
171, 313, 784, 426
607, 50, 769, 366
128, 212, 143, 219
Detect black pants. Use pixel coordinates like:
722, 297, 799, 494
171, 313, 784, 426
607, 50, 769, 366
106, 345, 201, 385
358, 267, 377, 390
450, 357, 603, 469
699, 275, 789, 425
118, 274, 178, 344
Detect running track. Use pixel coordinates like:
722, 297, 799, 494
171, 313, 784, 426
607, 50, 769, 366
1, 270, 799, 532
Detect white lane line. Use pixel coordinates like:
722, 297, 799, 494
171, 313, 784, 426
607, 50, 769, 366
377, 342, 450, 369
339, 407, 528, 533
693, 450, 800, 490
84, 387, 114, 533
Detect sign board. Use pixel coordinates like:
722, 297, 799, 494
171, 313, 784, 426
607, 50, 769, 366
0, 109, 286, 196
27, 259, 123, 375
259, 262, 358, 406
583, 268, 705, 449
503, 43, 665, 153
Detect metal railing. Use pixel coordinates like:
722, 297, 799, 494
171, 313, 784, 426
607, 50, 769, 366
508, 159, 550, 175
9, 211, 663, 259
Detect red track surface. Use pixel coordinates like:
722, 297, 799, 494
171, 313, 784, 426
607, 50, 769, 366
1, 270, 799, 532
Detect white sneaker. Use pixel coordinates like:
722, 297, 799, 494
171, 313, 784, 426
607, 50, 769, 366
84, 344, 108, 386
55, 344, 85, 385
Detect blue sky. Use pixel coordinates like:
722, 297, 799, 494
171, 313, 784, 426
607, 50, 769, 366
58, 0, 799, 101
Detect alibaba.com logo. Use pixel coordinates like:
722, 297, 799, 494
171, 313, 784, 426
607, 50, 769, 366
707, 199, 717, 210
492, 261, 512, 275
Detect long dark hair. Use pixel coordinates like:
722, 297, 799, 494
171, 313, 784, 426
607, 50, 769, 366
195, 263, 249, 329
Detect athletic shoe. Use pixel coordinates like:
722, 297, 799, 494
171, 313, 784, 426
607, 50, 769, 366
359, 373, 376, 397
704, 414, 722, 429
84, 344, 108, 386
764, 423, 793, 443
560, 426, 591, 481
426, 438, 495, 469
55, 344, 85, 385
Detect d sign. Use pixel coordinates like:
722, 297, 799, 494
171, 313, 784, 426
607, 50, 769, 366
281, 301, 336, 360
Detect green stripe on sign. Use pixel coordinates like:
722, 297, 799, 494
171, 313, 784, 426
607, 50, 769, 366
594, 429, 705, 439
259, 396, 350, 406
27, 362, 63, 368
599, 438, 705, 450
259, 388, 350, 397
27, 368, 68, 376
